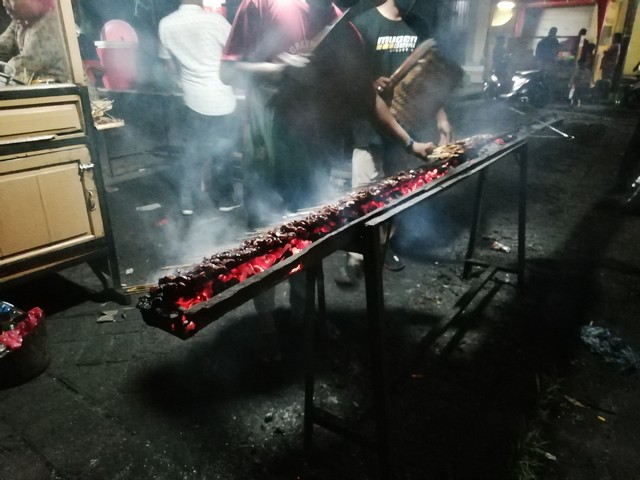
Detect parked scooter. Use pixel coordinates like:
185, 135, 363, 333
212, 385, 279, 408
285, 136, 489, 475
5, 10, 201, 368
483, 69, 551, 108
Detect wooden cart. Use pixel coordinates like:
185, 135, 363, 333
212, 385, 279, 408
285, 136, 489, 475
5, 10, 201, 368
0, 1, 123, 299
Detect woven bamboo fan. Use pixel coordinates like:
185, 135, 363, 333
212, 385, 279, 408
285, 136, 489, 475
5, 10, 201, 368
389, 40, 465, 138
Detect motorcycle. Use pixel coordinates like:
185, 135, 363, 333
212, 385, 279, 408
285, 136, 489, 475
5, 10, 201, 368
483, 69, 551, 108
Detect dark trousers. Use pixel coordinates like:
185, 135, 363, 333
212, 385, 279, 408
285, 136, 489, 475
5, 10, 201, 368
180, 107, 239, 211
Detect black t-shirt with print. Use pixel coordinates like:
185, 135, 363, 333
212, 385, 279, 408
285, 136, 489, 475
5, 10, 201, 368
352, 7, 419, 150
353, 7, 419, 87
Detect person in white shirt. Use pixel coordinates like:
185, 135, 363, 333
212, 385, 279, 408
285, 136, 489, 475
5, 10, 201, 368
158, 0, 239, 215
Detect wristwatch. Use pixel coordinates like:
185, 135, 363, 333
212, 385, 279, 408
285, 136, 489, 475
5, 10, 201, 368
405, 137, 415, 153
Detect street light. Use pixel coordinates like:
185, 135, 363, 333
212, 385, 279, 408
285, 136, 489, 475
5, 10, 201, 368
492, 1, 516, 27
497, 1, 516, 10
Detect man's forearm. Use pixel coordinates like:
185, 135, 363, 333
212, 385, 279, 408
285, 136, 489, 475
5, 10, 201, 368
220, 59, 284, 87
373, 95, 434, 158
374, 94, 411, 144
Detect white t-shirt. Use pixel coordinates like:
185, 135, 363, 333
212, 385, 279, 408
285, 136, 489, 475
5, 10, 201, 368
158, 4, 236, 116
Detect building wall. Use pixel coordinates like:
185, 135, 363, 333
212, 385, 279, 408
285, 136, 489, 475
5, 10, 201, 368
625, 4, 640, 72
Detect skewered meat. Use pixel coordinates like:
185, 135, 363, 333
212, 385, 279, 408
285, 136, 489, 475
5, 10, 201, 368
427, 142, 466, 162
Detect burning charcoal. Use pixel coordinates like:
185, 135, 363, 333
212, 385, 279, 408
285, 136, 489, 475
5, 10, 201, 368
243, 238, 272, 255
388, 189, 405, 200
223, 277, 240, 289
192, 271, 209, 285
136, 295, 152, 310
292, 220, 313, 231
158, 282, 181, 302
215, 257, 239, 270
222, 251, 247, 263
237, 246, 257, 259
264, 235, 285, 250
368, 186, 383, 195
322, 204, 340, 217
339, 201, 360, 219
274, 230, 297, 242
203, 254, 220, 264
201, 264, 227, 279
159, 275, 177, 285
354, 190, 373, 202
211, 276, 228, 293
174, 276, 193, 295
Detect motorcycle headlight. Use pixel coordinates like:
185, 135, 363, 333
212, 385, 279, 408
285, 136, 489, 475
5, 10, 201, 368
511, 75, 527, 91
490, 74, 498, 82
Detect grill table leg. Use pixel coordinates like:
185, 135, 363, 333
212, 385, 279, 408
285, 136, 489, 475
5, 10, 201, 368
463, 169, 487, 279
304, 266, 319, 455
317, 263, 326, 316
463, 144, 529, 285
517, 145, 528, 288
88, 258, 128, 304
363, 224, 393, 480
302, 247, 392, 478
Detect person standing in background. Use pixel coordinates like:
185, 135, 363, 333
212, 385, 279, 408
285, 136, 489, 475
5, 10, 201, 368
562, 27, 587, 61
158, 0, 239, 216
0, 0, 70, 83
580, 40, 596, 70
568, 57, 591, 107
492, 34, 509, 87
535, 26, 560, 68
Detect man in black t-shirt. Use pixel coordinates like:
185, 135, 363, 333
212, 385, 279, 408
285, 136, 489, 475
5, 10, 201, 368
336, 0, 454, 286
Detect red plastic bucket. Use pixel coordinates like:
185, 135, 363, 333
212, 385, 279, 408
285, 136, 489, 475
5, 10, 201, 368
95, 40, 138, 90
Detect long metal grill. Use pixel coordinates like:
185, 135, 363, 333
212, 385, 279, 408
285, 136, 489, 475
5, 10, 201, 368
136, 123, 546, 339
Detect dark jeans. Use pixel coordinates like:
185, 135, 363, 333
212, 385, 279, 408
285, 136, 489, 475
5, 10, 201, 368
180, 107, 239, 211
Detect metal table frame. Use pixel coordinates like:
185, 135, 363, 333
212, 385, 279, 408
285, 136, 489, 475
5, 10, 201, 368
302, 140, 529, 479
141, 128, 545, 477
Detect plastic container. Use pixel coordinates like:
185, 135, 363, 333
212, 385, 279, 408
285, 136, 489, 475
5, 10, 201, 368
95, 40, 138, 90
95, 20, 138, 90
101, 19, 138, 43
